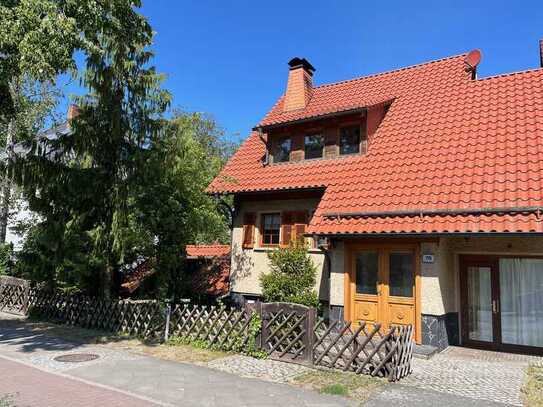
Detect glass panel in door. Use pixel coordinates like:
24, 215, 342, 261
466, 266, 493, 342
355, 252, 379, 295
389, 252, 414, 297
499, 258, 543, 348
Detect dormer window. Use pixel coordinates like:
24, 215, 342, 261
339, 126, 361, 155
304, 133, 324, 159
274, 137, 291, 163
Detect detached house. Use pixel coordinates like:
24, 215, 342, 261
208, 42, 543, 354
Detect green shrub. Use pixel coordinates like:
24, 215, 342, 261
260, 243, 319, 308
321, 383, 349, 396
0, 394, 15, 407
0, 243, 13, 276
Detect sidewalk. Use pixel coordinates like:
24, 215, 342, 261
0, 314, 353, 407
0, 356, 160, 407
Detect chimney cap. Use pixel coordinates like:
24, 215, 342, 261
67, 104, 80, 120
288, 57, 316, 74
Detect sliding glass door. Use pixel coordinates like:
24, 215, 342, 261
499, 258, 543, 348
466, 266, 494, 343
461, 256, 543, 353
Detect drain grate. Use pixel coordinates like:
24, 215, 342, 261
53, 353, 100, 363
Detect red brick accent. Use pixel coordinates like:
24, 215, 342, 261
283, 67, 313, 112
67, 104, 80, 120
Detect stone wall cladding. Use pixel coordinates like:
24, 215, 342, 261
421, 313, 459, 350
329, 305, 344, 322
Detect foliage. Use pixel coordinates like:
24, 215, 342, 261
0, 243, 13, 275
291, 370, 384, 403
132, 111, 234, 299
0, 0, 109, 123
4, 1, 235, 298
9, 1, 169, 297
0, 394, 15, 407
522, 365, 543, 407
260, 243, 320, 308
321, 383, 349, 396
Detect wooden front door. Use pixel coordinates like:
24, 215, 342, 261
346, 244, 421, 343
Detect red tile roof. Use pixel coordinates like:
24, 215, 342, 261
186, 245, 230, 296
120, 259, 155, 294
208, 53, 543, 234
186, 244, 230, 258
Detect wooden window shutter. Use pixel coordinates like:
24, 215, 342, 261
280, 212, 293, 247
293, 211, 308, 245
242, 212, 256, 249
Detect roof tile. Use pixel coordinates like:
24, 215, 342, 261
208, 53, 543, 234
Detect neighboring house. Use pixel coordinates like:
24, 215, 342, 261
120, 245, 230, 298
120, 257, 156, 296
208, 42, 543, 354
185, 244, 230, 300
2, 106, 76, 250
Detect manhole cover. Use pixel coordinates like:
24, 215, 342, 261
53, 353, 100, 363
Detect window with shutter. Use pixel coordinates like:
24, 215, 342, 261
280, 210, 308, 247
261, 213, 281, 246
280, 212, 293, 247
242, 212, 256, 249
293, 211, 308, 245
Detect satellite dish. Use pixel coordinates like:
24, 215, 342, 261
464, 49, 482, 71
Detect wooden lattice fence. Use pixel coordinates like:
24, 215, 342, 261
258, 302, 315, 364
27, 289, 165, 338
0, 278, 414, 381
0, 276, 30, 315
168, 303, 256, 351
314, 319, 413, 381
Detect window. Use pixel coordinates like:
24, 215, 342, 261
274, 137, 291, 163
355, 251, 379, 295
339, 126, 360, 155
389, 252, 414, 297
261, 213, 281, 245
304, 133, 324, 159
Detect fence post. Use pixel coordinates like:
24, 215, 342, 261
258, 302, 268, 353
306, 307, 316, 365
164, 302, 172, 342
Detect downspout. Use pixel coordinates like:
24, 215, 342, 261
314, 234, 333, 320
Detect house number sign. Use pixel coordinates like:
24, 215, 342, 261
422, 254, 435, 264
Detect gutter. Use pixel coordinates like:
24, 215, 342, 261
323, 206, 543, 220
253, 107, 366, 131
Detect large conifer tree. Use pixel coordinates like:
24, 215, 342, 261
12, 1, 170, 296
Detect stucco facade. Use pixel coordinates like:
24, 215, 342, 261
229, 198, 329, 301
230, 198, 543, 350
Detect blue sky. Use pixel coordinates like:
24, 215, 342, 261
62, 1, 543, 142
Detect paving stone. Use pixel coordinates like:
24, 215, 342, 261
402, 346, 543, 406
206, 354, 311, 383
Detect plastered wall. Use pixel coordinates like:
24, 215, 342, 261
230, 198, 329, 300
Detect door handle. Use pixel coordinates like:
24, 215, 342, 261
492, 300, 500, 314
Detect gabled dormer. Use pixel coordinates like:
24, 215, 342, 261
255, 58, 391, 165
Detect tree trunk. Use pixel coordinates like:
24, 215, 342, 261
0, 118, 14, 243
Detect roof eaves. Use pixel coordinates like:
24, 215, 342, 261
255, 97, 395, 131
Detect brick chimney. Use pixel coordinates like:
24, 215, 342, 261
283, 57, 315, 112
67, 104, 80, 121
